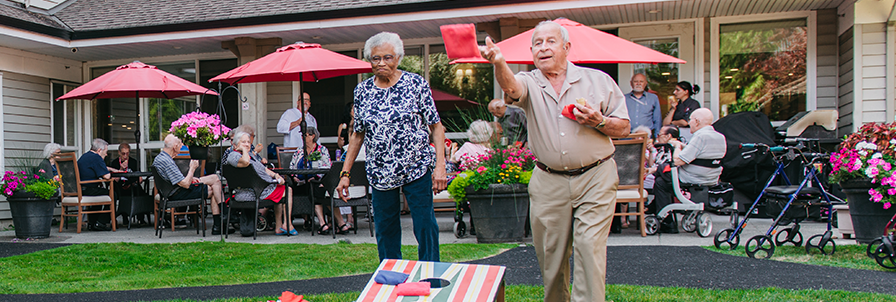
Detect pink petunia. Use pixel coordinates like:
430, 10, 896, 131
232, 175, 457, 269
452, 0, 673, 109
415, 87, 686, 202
885, 202, 892, 210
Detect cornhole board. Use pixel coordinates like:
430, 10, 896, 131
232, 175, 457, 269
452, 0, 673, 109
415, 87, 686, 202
356, 259, 506, 302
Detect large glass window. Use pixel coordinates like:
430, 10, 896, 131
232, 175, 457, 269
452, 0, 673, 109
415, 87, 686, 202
52, 82, 78, 147
719, 19, 807, 120
199, 59, 239, 131
146, 97, 197, 142
634, 38, 679, 114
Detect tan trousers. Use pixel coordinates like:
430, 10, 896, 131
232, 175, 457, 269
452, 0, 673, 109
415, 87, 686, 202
528, 159, 617, 302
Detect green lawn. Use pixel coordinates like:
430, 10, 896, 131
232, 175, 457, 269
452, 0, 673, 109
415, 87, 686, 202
150, 285, 896, 302
0, 242, 515, 294
704, 243, 892, 271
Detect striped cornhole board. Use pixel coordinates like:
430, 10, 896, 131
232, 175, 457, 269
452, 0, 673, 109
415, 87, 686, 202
356, 259, 506, 302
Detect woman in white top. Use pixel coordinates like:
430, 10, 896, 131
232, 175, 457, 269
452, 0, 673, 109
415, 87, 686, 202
451, 120, 495, 170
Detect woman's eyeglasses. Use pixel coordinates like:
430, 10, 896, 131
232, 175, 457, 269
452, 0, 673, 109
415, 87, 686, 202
370, 55, 395, 64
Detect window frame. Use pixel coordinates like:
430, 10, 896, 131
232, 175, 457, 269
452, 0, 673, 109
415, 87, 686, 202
710, 11, 817, 122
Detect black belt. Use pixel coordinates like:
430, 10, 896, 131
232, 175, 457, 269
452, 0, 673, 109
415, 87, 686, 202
536, 154, 614, 176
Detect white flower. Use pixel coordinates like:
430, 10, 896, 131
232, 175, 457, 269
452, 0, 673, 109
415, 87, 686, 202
891, 139, 896, 145
873, 153, 883, 159
859, 150, 868, 156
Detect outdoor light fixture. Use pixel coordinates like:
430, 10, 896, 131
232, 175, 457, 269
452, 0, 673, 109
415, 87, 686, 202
730, 68, 739, 71
455, 69, 464, 77
648, 9, 660, 13
725, 76, 733, 79
464, 69, 473, 76
661, 72, 671, 76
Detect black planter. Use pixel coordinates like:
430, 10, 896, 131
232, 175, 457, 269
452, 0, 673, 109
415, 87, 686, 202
465, 184, 529, 243
840, 178, 896, 244
188, 145, 208, 160
7, 192, 56, 239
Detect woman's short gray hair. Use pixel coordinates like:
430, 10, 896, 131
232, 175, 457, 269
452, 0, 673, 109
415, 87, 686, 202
532, 20, 569, 44
232, 131, 251, 143
364, 32, 404, 64
466, 120, 494, 144
231, 124, 256, 139
305, 127, 320, 142
42, 143, 62, 159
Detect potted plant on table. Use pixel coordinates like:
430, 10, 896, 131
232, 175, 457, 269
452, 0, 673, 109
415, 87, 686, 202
169, 112, 231, 160
2, 169, 61, 239
829, 122, 896, 243
447, 147, 536, 243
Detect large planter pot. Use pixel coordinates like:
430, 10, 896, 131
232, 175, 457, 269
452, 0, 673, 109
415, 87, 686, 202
188, 145, 208, 160
465, 184, 529, 243
7, 192, 56, 239
839, 178, 896, 244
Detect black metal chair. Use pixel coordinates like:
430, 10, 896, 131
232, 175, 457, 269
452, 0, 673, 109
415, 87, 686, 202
276, 147, 298, 169
151, 167, 206, 238
222, 165, 291, 240
319, 161, 374, 239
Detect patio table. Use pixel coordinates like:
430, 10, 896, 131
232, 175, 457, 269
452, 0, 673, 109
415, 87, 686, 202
356, 259, 506, 302
111, 171, 154, 229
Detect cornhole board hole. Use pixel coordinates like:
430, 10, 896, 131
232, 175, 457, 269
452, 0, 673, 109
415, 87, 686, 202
356, 259, 506, 302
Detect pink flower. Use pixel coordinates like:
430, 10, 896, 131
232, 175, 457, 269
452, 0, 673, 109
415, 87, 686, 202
476, 166, 487, 174
885, 202, 892, 210
38, 169, 45, 173
888, 188, 896, 195
501, 164, 507, 169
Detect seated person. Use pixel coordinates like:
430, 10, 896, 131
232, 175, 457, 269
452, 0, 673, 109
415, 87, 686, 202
226, 131, 295, 236
290, 127, 350, 235
450, 120, 494, 170
38, 143, 62, 181
653, 108, 726, 233
109, 142, 149, 224
78, 139, 117, 231
646, 125, 680, 207
153, 134, 230, 235
223, 124, 267, 165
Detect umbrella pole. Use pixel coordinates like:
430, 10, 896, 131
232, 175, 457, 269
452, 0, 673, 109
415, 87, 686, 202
134, 92, 141, 160
299, 73, 309, 169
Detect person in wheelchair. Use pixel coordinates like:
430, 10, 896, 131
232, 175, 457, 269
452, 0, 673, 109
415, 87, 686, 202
653, 108, 726, 233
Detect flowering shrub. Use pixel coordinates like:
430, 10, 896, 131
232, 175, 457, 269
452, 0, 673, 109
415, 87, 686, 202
447, 147, 536, 204
1, 170, 61, 200
169, 112, 231, 146
829, 122, 896, 209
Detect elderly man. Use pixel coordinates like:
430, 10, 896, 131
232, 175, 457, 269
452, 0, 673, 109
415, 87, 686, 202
153, 134, 230, 235
654, 108, 726, 233
277, 92, 317, 148
487, 99, 527, 146
480, 21, 630, 302
625, 74, 662, 137
78, 138, 119, 231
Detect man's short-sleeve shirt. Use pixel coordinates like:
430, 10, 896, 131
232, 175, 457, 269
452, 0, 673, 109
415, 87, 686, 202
77, 151, 109, 185
353, 71, 440, 190
500, 106, 528, 143
678, 126, 727, 185
510, 61, 629, 171
152, 151, 185, 187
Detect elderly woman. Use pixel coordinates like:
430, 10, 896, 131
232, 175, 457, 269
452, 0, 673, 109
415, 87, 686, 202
336, 32, 447, 262
450, 120, 494, 169
289, 127, 349, 234
38, 143, 62, 180
226, 130, 296, 236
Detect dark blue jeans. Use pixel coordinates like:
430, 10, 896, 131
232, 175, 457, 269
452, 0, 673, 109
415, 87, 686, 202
371, 169, 440, 262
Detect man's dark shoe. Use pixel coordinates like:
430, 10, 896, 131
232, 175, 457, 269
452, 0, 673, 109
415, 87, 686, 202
659, 219, 678, 234
212, 224, 236, 235
88, 221, 111, 231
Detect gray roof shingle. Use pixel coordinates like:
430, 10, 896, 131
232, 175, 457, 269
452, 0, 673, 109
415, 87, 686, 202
0, 2, 69, 30
54, 0, 437, 31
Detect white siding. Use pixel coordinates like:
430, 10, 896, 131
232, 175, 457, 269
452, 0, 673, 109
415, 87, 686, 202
816, 9, 839, 111
265, 82, 293, 149
860, 23, 889, 125
839, 26, 854, 134
0, 71, 52, 220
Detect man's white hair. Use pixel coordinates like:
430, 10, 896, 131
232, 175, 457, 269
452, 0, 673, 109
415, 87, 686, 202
364, 32, 404, 65
163, 134, 181, 149
90, 138, 108, 152
532, 20, 569, 45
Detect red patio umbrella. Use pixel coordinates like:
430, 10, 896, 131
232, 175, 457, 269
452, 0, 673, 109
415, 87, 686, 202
57, 61, 219, 153
451, 18, 686, 65
209, 42, 372, 168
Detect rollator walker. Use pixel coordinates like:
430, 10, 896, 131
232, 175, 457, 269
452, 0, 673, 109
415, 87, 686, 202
644, 165, 731, 237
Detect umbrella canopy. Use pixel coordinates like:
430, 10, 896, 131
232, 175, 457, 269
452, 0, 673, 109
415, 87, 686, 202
209, 42, 372, 84
57, 61, 218, 100
56, 61, 218, 153
452, 18, 686, 65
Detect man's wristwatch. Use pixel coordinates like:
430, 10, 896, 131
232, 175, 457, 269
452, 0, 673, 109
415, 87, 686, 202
339, 171, 351, 179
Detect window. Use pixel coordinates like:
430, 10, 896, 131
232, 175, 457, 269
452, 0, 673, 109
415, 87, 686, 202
199, 59, 239, 131
633, 38, 679, 114
718, 19, 807, 120
52, 82, 78, 147
146, 97, 196, 142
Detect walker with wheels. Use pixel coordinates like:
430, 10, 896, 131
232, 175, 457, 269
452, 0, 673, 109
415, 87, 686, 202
866, 211, 896, 269
644, 166, 714, 237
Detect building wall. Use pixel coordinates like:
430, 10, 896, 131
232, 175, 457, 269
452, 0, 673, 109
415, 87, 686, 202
265, 81, 293, 153
0, 71, 53, 221
839, 26, 855, 135
816, 9, 838, 111
859, 23, 889, 124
